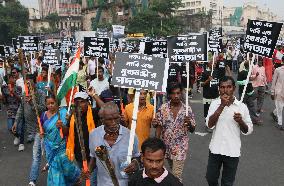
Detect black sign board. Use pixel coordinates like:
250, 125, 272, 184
4, 46, 10, 57
12, 38, 20, 51
208, 28, 222, 54
244, 20, 283, 57
0, 45, 5, 58
112, 52, 169, 92
84, 37, 109, 58
60, 37, 73, 53
43, 49, 61, 65
168, 34, 207, 62
18, 36, 39, 52
144, 41, 167, 58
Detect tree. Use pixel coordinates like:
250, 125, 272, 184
45, 13, 60, 33
126, 0, 184, 36
0, 1, 29, 44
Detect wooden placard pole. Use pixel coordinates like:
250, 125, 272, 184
127, 90, 140, 164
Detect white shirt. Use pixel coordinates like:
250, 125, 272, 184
87, 59, 97, 76
206, 98, 253, 157
16, 77, 25, 93
90, 78, 109, 96
233, 49, 239, 61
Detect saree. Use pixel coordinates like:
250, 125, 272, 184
42, 108, 80, 186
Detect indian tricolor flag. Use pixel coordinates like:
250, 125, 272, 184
57, 48, 81, 107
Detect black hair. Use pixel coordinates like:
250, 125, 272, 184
219, 76, 235, 87
41, 65, 48, 73
11, 67, 20, 73
132, 89, 148, 94
98, 66, 104, 73
167, 82, 183, 95
45, 94, 59, 105
98, 57, 104, 64
141, 137, 166, 155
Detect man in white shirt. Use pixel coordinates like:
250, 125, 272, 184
206, 76, 253, 186
89, 66, 109, 107
87, 56, 97, 80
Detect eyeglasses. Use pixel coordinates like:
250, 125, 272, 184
11, 71, 17, 74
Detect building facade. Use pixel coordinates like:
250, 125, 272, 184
38, 0, 82, 31
177, 0, 223, 27
223, 2, 279, 28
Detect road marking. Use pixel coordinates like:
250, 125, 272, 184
195, 132, 209, 136
190, 99, 203, 104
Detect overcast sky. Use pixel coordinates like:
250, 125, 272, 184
19, 0, 284, 19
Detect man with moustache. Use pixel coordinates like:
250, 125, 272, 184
124, 89, 154, 150
88, 102, 140, 186
206, 76, 253, 186
128, 137, 182, 186
153, 83, 196, 182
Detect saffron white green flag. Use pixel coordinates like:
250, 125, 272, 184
57, 48, 81, 106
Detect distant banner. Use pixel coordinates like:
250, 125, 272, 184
144, 40, 167, 58
60, 37, 73, 53
168, 34, 207, 62
4, 46, 10, 57
244, 19, 283, 57
43, 49, 61, 65
208, 28, 222, 54
12, 38, 20, 51
112, 25, 125, 38
84, 37, 109, 58
18, 36, 39, 52
112, 52, 169, 92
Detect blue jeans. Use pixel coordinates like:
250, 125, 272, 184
7, 118, 15, 131
7, 118, 25, 144
29, 133, 42, 183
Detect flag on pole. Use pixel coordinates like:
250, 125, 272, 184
57, 48, 80, 106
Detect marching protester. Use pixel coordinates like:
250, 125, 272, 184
0, 75, 22, 146
153, 83, 196, 182
206, 76, 253, 186
36, 65, 56, 95
23, 74, 48, 186
87, 56, 97, 80
124, 89, 154, 150
237, 60, 262, 125
89, 66, 109, 107
76, 60, 88, 91
64, 91, 97, 185
128, 137, 183, 186
201, 60, 220, 131
270, 59, 284, 130
41, 94, 85, 185
251, 56, 267, 116
89, 102, 140, 186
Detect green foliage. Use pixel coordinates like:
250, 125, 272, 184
151, 0, 183, 17
0, 1, 29, 44
45, 13, 60, 32
126, 0, 184, 36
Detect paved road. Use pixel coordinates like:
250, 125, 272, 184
0, 87, 284, 186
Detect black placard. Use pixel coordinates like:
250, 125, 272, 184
208, 28, 222, 54
43, 49, 61, 65
111, 52, 169, 92
4, 46, 10, 57
244, 20, 283, 57
18, 36, 39, 52
84, 37, 109, 58
12, 38, 20, 51
0, 45, 5, 58
168, 34, 207, 62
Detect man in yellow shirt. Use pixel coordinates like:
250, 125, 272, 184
124, 90, 154, 150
